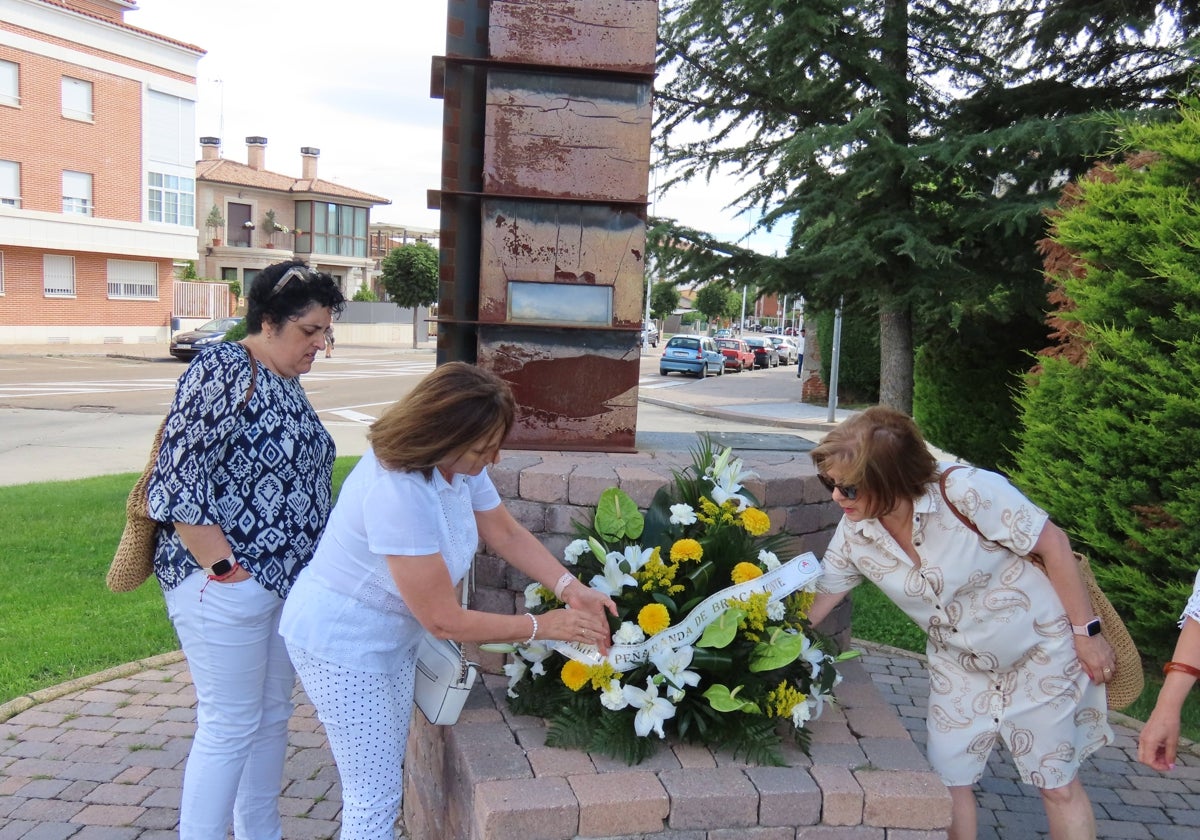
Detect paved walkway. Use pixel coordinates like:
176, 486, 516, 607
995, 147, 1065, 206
2, 344, 1198, 838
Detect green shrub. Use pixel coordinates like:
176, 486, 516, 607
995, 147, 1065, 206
814, 307, 879, 404
223, 320, 248, 342
1011, 103, 1200, 664
352, 287, 378, 302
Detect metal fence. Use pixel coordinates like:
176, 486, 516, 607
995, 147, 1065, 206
174, 281, 232, 319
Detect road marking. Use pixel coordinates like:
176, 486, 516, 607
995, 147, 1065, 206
638, 377, 688, 390
327, 408, 377, 424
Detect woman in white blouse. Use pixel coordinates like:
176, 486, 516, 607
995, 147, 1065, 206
280, 362, 616, 840
803, 406, 1115, 840
1138, 572, 1200, 771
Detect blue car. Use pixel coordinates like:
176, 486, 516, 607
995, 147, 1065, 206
659, 335, 725, 377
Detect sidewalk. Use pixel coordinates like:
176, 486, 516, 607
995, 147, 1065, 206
1, 345, 1197, 839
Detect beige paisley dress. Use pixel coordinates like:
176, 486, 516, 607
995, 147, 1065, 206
818, 464, 1113, 788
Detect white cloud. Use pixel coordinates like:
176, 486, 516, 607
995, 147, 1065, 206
130, 0, 788, 253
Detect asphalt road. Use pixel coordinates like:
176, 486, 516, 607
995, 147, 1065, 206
0, 345, 811, 486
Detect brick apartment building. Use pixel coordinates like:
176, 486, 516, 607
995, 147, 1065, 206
0, 0, 204, 345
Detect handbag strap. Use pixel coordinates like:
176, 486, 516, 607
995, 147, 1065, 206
938, 465, 984, 539
237, 343, 258, 410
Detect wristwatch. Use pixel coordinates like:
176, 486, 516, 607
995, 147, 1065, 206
206, 555, 236, 578
1071, 617, 1102, 637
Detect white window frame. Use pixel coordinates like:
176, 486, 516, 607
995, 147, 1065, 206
44, 254, 75, 297
63, 170, 92, 215
0, 60, 18, 107
61, 76, 93, 121
0, 160, 19, 207
148, 172, 195, 226
107, 259, 158, 300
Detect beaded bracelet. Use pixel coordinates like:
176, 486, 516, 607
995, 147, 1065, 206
553, 571, 575, 600
1163, 660, 1200, 680
523, 612, 538, 645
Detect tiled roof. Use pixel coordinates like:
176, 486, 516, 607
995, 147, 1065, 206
36, 0, 206, 55
196, 160, 390, 205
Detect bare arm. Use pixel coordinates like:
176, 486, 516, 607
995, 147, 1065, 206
1029, 521, 1114, 681
173, 522, 251, 582
1138, 616, 1200, 771
806, 590, 851, 629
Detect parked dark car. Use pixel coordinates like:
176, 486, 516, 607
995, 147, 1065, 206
169, 317, 244, 361
714, 338, 754, 372
660, 335, 725, 377
743, 336, 780, 369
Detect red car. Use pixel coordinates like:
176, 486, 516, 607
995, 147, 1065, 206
714, 338, 755, 372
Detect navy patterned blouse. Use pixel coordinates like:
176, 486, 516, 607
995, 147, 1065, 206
147, 340, 335, 597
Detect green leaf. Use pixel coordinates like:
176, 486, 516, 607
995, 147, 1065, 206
749, 628, 804, 672
703, 683, 761, 714
594, 487, 644, 541
651, 592, 678, 613
697, 608, 745, 648
685, 559, 714, 591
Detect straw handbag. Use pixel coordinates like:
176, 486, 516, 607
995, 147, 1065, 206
939, 467, 1143, 710
106, 346, 258, 593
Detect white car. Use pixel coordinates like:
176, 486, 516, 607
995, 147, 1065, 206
766, 336, 800, 365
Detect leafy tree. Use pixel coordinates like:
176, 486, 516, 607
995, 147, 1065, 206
693, 282, 738, 324
652, 0, 1197, 425
1011, 103, 1200, 663
381, 241, 439, 349
650, 280, 680, 322
352, 287, 378, 302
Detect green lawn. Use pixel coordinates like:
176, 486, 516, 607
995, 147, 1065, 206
2, 468, 1196, 744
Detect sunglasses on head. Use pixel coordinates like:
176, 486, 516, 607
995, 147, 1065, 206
268, 266, 315, 298
817, 473, 858, 500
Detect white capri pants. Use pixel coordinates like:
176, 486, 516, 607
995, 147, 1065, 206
288, 645, 417, 840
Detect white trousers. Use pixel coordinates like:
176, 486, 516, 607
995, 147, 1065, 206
288, 646, 415, 840
164, 571, 294, 840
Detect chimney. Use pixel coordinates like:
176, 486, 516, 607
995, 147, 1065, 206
301, 146, 320, 180
246, 136, 268, 170
199, 136, 221, 161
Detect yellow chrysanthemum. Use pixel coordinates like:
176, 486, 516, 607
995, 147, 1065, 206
638, 603, 672, 636
731, 562, 764, 585
766, 680, 807, 719
587, 661, 618, 691
740, 508, 770, 536
561, 660, 590, 692
670, 538, 703, 563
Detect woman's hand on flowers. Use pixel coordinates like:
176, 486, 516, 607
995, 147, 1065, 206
540, 591, 615, 655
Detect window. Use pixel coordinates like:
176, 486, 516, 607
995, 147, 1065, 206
221, 267, 237, 282
0, 160, 19, 207
107, 259, 157, 299
63, 171, 92, 215
146, 90, 195, 164
44, 254, 75, 297
148, 172, 195, 226
62, 76, 93, 120
509, 281, 612, 325
0, 60, 17, 107
297, 200, 368, 257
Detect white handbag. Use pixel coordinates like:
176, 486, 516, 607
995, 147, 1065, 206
413, 576, 478, 725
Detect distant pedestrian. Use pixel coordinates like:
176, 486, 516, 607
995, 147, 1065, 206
324, 325, 335, 358
796, 328, 806, 378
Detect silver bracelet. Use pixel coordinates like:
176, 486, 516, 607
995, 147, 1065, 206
553, 571, 575, 600
523, 612, 538, 645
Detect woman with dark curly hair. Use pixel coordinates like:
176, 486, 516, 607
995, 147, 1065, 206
148, 260, 345, 840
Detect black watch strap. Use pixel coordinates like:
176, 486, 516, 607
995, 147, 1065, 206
207, 556, 235, 577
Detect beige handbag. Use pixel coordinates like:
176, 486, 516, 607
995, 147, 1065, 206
106, 345, 258, 593
939, 466, 1143, 710
414, 576, 478, 725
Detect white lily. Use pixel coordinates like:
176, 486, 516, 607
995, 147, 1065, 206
669, 503, 697, 525
623, 676, 676, 738
523, 582, 544, 609
706, 447, 756, 511
600, 678, 627, 710
621, 544, 656, 574
799, 634, 827, 679
503, 659, 527, 698
650, 646, 701, 694
613, 621, 646, 645
519, 642, 553, 676
563, 538, 589, 566
590, 553, 637, 596
758, 549, 781, 571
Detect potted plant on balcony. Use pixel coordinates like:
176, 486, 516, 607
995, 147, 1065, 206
262, 209, 279, 247
206, 205, 225, 246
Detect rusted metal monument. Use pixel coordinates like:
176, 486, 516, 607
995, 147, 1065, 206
430, 0, 657, 452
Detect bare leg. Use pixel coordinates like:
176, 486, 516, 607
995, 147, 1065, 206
948, 785, 977, 840
1041, 778, 1096, 840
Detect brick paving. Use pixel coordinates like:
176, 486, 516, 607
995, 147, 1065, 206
2, 644, 1198, 839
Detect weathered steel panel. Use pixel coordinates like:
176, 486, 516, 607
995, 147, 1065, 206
478, 324, 639, 451
478, 199, 645, 325
489, 0, 658, 74
483, 72, 652, 202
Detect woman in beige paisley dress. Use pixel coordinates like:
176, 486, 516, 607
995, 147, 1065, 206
805, 406, 1115, 840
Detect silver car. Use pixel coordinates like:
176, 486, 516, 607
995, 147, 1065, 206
767, 336, 800, 365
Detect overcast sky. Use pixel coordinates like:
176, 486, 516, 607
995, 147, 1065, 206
131, 0, 788, 253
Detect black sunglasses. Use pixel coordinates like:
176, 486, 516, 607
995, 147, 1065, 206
268, 266, 315, 298
817, 473, 858, 500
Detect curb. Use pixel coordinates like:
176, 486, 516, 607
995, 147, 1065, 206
638, 393, 843, 433
0, 649, 185, 723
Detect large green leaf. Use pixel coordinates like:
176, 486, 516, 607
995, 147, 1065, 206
703, 683, 761, 714
594, 487, 644, 541
697, 608, 744, 649
749, 627, 804, 672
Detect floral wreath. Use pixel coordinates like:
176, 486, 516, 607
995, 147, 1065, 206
495, 439, 856, 765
